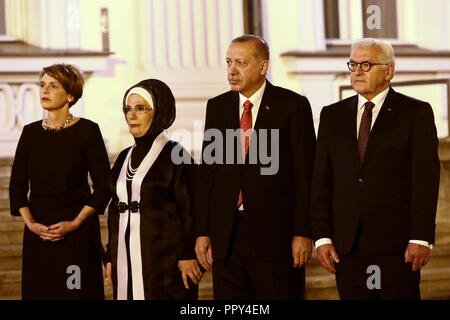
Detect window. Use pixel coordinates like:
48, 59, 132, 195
324, 0, 398, 42
0, 0, 6, 35
243, 0, 263, 36
362, 0, 397, 39
324, 0, 340, 39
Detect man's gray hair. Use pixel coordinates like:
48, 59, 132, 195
351, 38, 395, 67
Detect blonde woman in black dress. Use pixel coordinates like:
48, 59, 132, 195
9, 64, 110, 299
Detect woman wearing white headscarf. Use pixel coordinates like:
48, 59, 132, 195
105, 79, 202, 300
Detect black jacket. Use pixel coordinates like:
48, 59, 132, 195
106, 141, 197, 299
311, 87, 440, 255
196, 81, 316, 261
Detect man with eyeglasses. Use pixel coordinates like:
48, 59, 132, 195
311, 38, 440, 299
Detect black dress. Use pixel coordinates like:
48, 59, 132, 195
9, 118, 111, 300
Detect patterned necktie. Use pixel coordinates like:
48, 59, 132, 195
358, 101, 375, 162
237, 100, 253, 207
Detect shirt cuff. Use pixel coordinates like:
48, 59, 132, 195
409, 240, 433, 250
315, 238, 333, 249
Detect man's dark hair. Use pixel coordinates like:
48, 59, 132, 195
231, 34, 270, 61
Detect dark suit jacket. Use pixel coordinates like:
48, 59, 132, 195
106, 141, 197, 300
311, 87, 440, 255
196, 81, 316, 261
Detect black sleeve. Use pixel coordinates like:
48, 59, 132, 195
409, 102, 440, 243
9, 126, 30, 216
195, 99, 217, 236
85, 123, 111, 215
310, 106, 334, 241
104, 149, 129, 265
290, 96, 316, 237
173, 147, 198, 260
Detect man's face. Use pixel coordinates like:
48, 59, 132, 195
226, 41, 268, 98
349, 47, 393, 100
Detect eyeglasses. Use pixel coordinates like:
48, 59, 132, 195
122, 105, 153, 114
347, 61, 389, 72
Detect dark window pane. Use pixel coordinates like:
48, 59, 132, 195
0, 0, 5, 35
362, 0, 398, 38
243, 0, 263, 36
324, 0, 340, 39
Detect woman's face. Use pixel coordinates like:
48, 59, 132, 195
39, 73, 72, 110
125, 93, 154, 138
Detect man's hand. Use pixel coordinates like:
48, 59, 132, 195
404, 243, 430, 271
105, 262, 112, 286
178, 260, 204, 289
195, 236, 213, 271
292, 236, 313, 268
316, 243, 340, 273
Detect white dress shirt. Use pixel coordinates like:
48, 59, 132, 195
315, 87, 432, 249
238, 80, 266, 128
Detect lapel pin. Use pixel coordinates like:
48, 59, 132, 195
387, 108, 392, 111
266, 105, 270, 111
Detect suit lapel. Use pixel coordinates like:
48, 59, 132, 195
228, 92, 240, 130
345, 95, 360, 166
253, 81, 273, 131
359, 87, 398, 170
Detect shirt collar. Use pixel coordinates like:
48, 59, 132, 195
239, 80, 266, 109
358, 86, 390, 110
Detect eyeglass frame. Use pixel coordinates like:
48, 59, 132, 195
122, 105, 153, 114
347, 60, 390, 72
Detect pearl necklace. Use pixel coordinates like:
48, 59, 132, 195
126, 145, 138, 181
42, 113, 76, 132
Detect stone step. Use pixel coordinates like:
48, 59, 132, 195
0, 198, 9, 212
421, 290, 450, 300
0, 220, 25, 232
0, 256, 21, 272
0, 188, 8, 201
305, 266, 450, 300
0, 281, 117, 300
426, 244, 450, 269
0, 160, 12, 178
306, 273, 339, 300
0, 175, 8, 186
0, 228, 23, 245
420, 267, 450, 293
0, 243, 22, 256
198, 271, 213, 300
0, 268, 448, 300
0, 270, 20, 284
0, 271, 20, 301
435, 222, 450, 245
0, 244, 22, 272
0, 212, 20, 222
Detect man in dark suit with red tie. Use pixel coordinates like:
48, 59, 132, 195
195, 35, 316, 299
311, 38, 440, 299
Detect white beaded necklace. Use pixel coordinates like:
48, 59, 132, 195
126, 145, 138, 181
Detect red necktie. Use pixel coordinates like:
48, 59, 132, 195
358, 101, 375, 161
237, 100, 253, 207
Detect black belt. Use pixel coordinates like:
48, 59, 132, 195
118, 201, 140, 213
